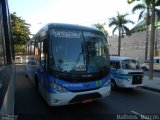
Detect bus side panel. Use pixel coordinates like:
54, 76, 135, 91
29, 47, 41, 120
0, 65, 15, 114
36, 66, 47, 98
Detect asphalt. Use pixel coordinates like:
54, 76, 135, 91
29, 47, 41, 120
142, 75, 160, 92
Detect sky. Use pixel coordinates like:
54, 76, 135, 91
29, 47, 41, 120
8, 0, 141, 36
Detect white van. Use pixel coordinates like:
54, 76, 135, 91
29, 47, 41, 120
141, 56, 160, 71
15, 56, 23, 64
110, 56, 144, 89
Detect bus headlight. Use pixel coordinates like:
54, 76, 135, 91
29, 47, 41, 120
49, 82, 69, 93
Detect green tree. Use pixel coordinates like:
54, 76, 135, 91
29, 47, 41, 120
108, 12, 134, 56
130, 0, 151, 61
128, 0, 160, 61
92, 23, 108, 37
11, 12, 31, 54
128, 0, 160, 80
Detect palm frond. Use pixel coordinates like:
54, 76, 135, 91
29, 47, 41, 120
108, 18, 118, 27
138, 11, 145, 21
112, 26, 118, 36
122, 26, 131, 36
132, 4, 146, 13
123, 19, 134, 25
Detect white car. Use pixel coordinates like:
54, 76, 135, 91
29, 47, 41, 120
141, 61, 149, 71
141, 57, 160, 71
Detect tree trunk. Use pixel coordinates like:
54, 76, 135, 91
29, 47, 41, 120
145, 7, 149, 61
149, 0, 155, 80
118, 27, 121, 56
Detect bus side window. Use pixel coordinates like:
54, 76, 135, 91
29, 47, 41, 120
40, 40, 47, 71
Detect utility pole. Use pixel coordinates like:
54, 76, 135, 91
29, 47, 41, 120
149, 0, 155, 80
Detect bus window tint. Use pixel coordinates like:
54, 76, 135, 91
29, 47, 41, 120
50, 30, 85, 72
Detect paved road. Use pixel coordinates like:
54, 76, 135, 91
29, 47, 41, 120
15, 65, 160, 120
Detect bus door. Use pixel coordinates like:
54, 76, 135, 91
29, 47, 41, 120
38, 40, 47, 97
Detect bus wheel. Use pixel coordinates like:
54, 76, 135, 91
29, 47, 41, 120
111, 79, 117, 90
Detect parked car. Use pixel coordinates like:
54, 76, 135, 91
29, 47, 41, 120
110, 56, 143, 89
140, 60, 149, 71
141, 56, 160, 71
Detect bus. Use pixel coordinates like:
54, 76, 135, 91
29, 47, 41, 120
110, 56, 143, 89
24, 23, 111, 106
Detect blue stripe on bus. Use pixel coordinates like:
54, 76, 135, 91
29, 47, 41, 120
47, 75, 110, 93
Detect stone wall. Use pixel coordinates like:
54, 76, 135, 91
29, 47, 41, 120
108, 29, 160, 63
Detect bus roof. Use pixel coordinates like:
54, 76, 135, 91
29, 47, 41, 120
45, 23, 101, 32
110, 56, 135, 61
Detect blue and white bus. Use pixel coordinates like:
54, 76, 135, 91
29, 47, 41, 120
24, 23, 111, 106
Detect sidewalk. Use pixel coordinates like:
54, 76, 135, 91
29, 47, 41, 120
142, 76, 160, 92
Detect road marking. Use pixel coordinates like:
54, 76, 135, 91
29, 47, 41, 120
131, 110, 152, 120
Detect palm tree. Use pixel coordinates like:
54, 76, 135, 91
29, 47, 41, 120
131, 0, 151, 61
108, 12, 134, 56
149, 0, 160, 79
128, 0, 160, 80
149, 0, 156, 80
129, 0, 160, 61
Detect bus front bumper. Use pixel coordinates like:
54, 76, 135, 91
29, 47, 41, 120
46, 86, 111, 106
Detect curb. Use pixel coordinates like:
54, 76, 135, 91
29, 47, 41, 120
141, 86, 160, 93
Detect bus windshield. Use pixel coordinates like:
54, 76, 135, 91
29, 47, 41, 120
49, 29, 109, 74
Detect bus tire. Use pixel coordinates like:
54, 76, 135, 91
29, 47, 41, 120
111, 79, 117, 90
